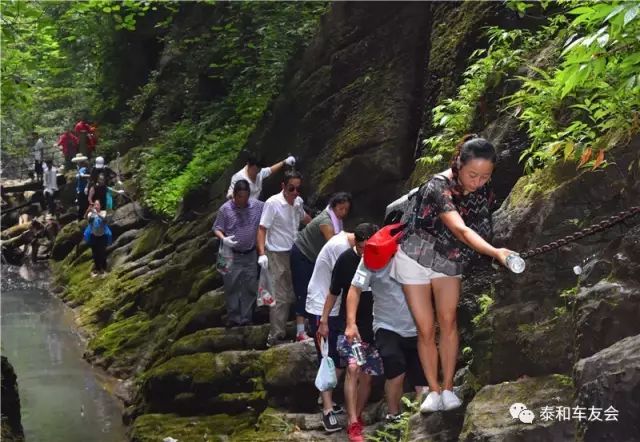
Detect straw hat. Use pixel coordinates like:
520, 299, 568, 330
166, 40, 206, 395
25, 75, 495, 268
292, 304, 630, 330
71, 153, 88, 163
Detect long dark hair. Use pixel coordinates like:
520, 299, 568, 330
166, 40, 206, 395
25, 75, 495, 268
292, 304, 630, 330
328, 191, 352, 209
450, 134, 496, 197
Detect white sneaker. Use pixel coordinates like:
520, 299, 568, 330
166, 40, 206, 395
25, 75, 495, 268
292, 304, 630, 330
441, 389, 462, 410
420, 391, 442, 413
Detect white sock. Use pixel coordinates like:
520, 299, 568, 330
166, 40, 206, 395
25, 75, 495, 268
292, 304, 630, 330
296, 324, 305, 334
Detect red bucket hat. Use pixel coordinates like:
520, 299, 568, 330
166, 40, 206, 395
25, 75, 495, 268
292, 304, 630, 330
363, 223, 404, 271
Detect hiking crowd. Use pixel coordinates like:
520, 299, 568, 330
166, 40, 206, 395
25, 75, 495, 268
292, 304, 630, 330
212, 136, 518, 441
23, 121, 117, 276
21, 129, 517, 440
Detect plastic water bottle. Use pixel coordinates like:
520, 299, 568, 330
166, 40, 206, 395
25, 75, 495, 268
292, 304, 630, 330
506, 253, 526, 274
351, 338, 366, 366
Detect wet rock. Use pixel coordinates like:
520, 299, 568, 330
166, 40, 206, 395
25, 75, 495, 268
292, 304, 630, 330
575, 281, 640, 358
574, 334, 640, 442
459, 375, 575, 442
1, 356, 24, 441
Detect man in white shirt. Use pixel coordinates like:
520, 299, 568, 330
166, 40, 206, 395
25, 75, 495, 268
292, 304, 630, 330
257, 170, 311, 346
227, 154, 296, 200
305, 223, 378, 433
32, 133, 44, 182
42, 159, 58, 214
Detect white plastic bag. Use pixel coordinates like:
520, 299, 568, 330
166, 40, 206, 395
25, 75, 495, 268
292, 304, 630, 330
216, 242, 233, 275
257, 269, 276, 307
314, 337, 337, 392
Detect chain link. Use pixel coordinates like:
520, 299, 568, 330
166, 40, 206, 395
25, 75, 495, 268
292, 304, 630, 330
520, 206, 640, 259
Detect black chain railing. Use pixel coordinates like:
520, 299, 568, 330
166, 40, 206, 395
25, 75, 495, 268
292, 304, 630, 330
520, 206, 640, 259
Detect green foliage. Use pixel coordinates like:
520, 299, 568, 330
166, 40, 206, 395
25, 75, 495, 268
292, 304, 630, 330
420, 27, 536, 167
1, 1, 171, 168
472, 292, 495, 326
367, 396, 419, 442
421, 1, 639, 176
511, 1, 640, 172
139, 2, 327, 216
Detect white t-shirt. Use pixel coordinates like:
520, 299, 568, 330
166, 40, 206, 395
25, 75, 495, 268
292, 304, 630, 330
32, 138, 44, 161
352, 259, 417, 337
43, 166, 58, 192
305, 232, 351, 317
260, 191, 305, 252
227, 166, 272, 200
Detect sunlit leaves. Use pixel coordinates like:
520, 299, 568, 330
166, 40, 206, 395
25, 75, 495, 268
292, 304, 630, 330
510, 0, 640, 172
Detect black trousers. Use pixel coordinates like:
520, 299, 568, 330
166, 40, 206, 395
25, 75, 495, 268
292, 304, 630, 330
77, 191, 88, 220
90, 235, 108, 271
44, 190, 57, 214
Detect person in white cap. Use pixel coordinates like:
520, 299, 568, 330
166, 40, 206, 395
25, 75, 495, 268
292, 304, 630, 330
227, 153, 296, 200
89, 156, 118, 188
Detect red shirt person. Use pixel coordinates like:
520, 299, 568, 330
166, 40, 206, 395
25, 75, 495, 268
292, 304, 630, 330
74, 120, 92, 135
57, 131, 79, 166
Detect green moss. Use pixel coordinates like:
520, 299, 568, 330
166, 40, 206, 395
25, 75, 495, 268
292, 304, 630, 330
144, 351, 261, 386
130, 222, 168, 260
428, 2, 494, 100
551, 373, 574, 389
130, 413, 256, 442
258, 346, 283, 383
506, 161, 577, 209
173, 291, 226, 338
89, 312, 152, 359
188, 267, 221, 300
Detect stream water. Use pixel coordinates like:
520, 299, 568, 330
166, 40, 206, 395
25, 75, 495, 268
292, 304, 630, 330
1, 263, 127, 442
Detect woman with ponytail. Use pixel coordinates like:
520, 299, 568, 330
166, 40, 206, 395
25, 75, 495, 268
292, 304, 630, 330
390, 134, 517, 412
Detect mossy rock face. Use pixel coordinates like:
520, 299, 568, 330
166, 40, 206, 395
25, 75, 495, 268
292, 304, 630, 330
247, 3, 431, 223
470, 301, 573, 386
173, 390, 267, 416
130, 412, 256, 442
459, 375, 575, 442
129, 221, 168, 261
169, 324, 271, 357
259, 341, 318, 411
142, 350, 262, 414
50, 220, 87, 261
173, 289, 227, 338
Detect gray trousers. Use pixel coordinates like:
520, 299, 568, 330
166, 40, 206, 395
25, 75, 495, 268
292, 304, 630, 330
222, 250, 258, 325
267, 250, 296, 339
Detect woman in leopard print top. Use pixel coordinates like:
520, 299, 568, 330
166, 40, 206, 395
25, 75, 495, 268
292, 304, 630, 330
390, 134, 517, 412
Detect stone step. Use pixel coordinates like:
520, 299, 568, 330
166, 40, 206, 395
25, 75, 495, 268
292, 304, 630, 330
142, 350, 263, 414
168, 323, 296, 357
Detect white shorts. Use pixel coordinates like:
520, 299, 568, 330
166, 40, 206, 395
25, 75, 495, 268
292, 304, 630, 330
390, 247, 461, 285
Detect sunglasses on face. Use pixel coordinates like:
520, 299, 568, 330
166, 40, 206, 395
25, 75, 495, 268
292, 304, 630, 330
286, 185, 301, 193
